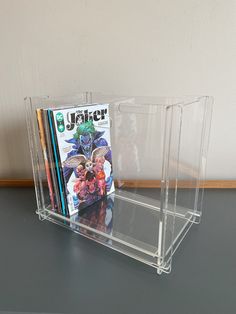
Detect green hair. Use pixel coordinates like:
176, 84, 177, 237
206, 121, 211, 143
73, 120, 96, 139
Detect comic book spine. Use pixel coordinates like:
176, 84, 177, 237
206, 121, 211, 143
47, 109, 69, 217
36, 109, 56, 210
42, 109, 62, 214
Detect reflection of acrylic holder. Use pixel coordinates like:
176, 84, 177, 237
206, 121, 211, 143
26, 93, 213, 274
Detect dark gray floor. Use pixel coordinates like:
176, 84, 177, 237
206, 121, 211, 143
0, 188, 235, 314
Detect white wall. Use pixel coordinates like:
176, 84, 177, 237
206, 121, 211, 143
0, 0, 235, 179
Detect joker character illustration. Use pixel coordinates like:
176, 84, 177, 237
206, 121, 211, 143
63, 120, 113, 191
64, 145, 113, 208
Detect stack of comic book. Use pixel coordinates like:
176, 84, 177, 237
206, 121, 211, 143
36, 103, 115, 217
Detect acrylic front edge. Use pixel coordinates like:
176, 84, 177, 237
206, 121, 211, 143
193, 96, 213, 224
158, 103, 184, 274
25, 97, 45, 213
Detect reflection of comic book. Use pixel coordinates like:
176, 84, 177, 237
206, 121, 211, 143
51, 104, 115, 216
70, 195, 114, 240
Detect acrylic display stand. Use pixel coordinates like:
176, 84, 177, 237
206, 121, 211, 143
26, 93, 213, 274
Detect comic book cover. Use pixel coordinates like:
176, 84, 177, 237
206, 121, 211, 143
50, 103, 115, 216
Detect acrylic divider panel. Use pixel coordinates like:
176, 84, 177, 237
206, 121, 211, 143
26, 94, 213, 274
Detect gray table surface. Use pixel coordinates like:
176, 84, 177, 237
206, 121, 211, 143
0, 188, 235, 314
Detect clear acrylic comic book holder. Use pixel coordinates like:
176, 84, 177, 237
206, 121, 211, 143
26, 93, 212, 274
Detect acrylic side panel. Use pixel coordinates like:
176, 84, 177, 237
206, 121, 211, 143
176, 96, 213, 222
161, 97, 213, 271
110, 100, 165, 260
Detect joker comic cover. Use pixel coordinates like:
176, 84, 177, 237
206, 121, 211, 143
51, 104, 115, 216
